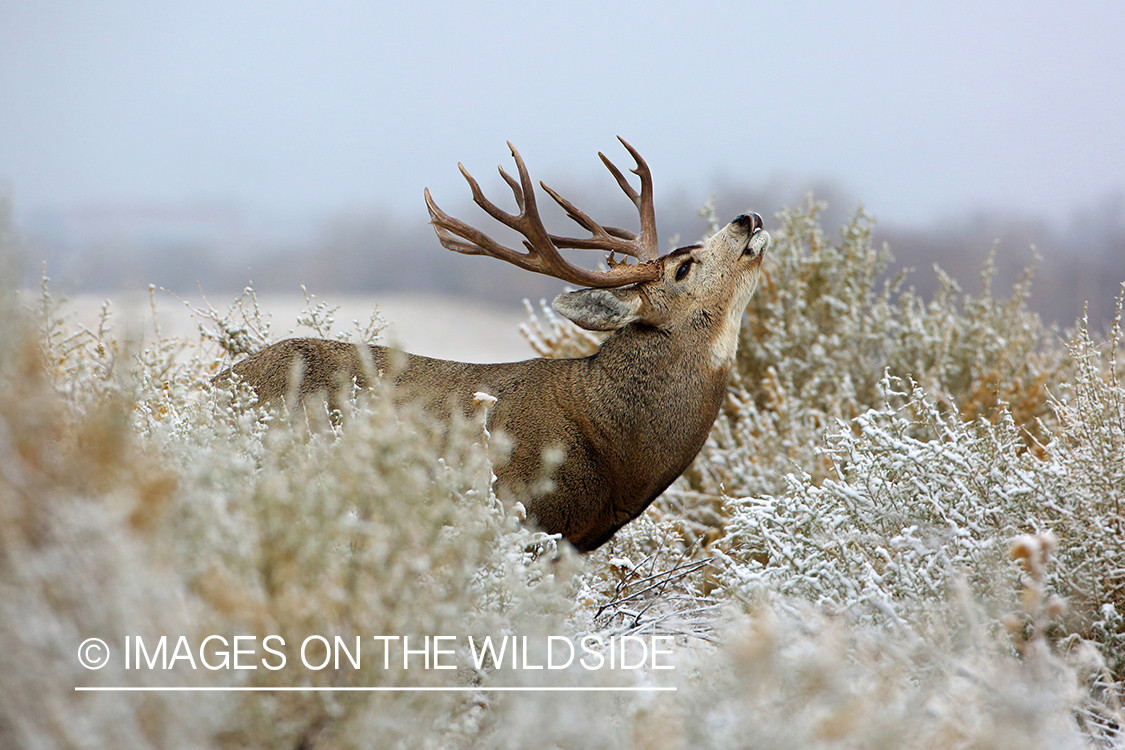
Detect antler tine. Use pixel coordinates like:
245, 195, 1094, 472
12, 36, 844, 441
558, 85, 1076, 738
537, 138, 658, 261
497, 164, 524, 210
505, 141, 535, 209
595, 136, 659, 261
536, 181, 644, 260
598, 151, 638, 203
455, 160, 519, 229
425, 187, 521, 263
423, 142, 662, 289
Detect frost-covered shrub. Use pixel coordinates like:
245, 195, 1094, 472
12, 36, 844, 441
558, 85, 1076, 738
0, 294, 222, 746
706, 198, 1066, 505
3, 196, 1123, 748
715, 294, 1125, 681
0, 272, 576, 748
475, 546, 1120, 749
719, 374, 1025, 614
1046, 297, 1125, 677
670, 587, 1103, 750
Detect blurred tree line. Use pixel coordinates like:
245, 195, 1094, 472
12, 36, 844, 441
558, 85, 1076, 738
14, 181, 1125, 329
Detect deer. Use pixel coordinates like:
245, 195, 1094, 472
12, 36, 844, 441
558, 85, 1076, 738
211, 138, 770, 552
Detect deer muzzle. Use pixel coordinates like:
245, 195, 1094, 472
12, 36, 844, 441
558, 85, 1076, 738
733, 212, 769, 259
733, 212, 764, 233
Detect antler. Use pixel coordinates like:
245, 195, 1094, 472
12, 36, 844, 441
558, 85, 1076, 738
423, 138, 661, 289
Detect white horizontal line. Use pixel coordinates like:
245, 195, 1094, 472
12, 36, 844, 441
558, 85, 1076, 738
75, 686, 676, 692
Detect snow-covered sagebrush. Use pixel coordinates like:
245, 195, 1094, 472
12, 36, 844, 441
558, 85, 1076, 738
2, 199, 1122, 748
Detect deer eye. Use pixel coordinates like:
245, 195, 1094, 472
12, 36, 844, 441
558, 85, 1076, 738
675, 259, 693, 281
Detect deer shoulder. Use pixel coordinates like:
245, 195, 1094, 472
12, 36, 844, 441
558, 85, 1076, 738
212, 139, 770, 551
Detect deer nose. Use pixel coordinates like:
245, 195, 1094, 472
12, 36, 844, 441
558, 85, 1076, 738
733, 213, 763, 232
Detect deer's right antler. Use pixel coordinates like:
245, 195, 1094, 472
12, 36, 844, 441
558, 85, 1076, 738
424, 138, 662, 289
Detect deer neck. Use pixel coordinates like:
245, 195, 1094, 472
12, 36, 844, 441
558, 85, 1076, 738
576, 324, 730, 441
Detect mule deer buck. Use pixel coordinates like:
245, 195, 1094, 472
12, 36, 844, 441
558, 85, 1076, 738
213, 138, 770, 551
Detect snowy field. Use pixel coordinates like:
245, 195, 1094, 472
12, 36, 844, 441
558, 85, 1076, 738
57, 290, 536, 363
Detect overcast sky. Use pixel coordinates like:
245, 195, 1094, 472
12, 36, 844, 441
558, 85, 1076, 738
2, 0, 1123, 233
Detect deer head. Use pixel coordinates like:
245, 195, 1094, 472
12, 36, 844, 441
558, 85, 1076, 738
425, 138, 769, 368
553, 214, 768, 367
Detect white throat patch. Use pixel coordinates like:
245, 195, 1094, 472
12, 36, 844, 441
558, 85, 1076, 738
710, 275, 758, 368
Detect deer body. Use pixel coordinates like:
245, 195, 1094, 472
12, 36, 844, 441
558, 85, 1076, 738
213, 140, 769, 551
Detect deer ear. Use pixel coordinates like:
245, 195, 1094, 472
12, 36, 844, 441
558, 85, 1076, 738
552, 288, 644, 331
